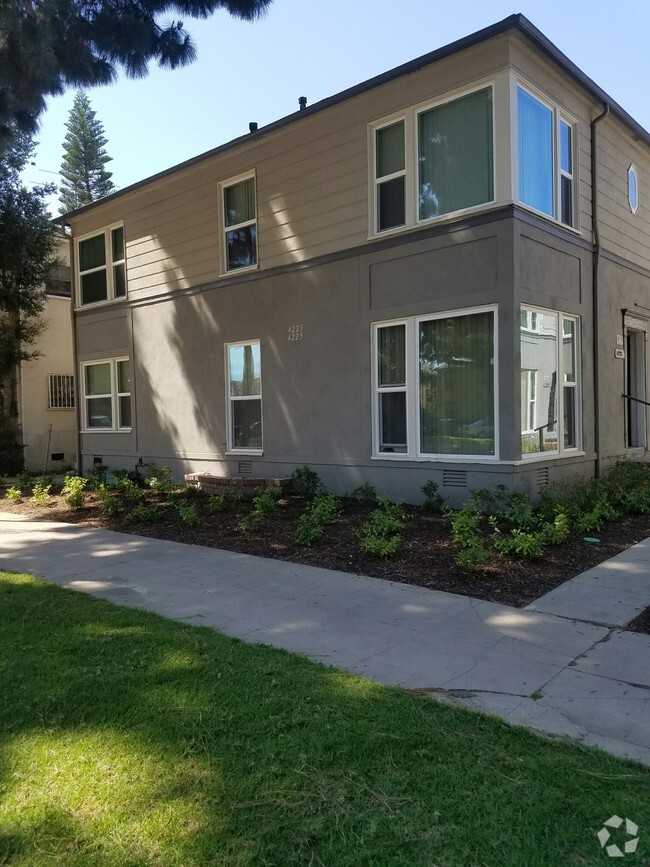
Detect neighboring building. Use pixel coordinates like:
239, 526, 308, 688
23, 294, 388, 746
60, 14, 650, 504
19, 234, 76, 473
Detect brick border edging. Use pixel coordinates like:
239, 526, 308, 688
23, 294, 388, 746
185, 473, 291, 497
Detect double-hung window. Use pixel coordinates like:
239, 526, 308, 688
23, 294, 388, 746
517, 86, 577, 228
371, 85, 494, 235
82, 359, 131, 431
221, 173, 257, 272
76, 223, 126, 306
373, 307, 497, 459
227, 341, 262, 451
520, 307, 580, 456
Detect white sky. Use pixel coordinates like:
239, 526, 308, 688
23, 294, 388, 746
23, 0, 650, 212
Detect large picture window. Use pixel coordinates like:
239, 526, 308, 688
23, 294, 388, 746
227, 341, 262, 451
371, 85, 494, 235
517, 86, 576, 228
520, 307, 580, 456
82, 358, 131, 431
373, 308, 497, 459
76, 224, 126, 306
221, 173, 257, 272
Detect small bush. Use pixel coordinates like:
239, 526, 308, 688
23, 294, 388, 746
116, 477, 146, 504
87, 464, 109, 489
351, 482, 377, 503
97, 483, 120, 515
455, 541, 492, 569
421, 481, 445, 512
62, 475, 87, 509
125, 504, 161, 524
208, 487, 243, 514
16, 471, 31, 489
177, 502, 199, 526
31, 481, 52, 505
360, 498, 407, 558
291, 466, 325, 499
146, 465, 173, 494
238, 487, 281, 532
295, 494, 342, 547
5, 485, 21, 502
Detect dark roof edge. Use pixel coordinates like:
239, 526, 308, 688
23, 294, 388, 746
59, 13, 649, 222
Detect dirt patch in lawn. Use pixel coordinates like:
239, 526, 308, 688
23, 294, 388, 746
3, 489, 650, 619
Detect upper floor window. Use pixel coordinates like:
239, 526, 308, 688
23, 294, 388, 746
76, 223, 126, 306
371, 85, 494, 235
517, 86, 576, 228
628, 164, 639, 214
221, 173, 257, 272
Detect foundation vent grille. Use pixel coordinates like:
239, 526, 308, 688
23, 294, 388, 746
238, 461, 253, 475
536, 466, 549, 490
443, 469, 467, 488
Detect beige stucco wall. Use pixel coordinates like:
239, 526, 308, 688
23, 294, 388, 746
20, 293, 76, 472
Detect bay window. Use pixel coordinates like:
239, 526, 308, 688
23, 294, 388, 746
82, 358, 131, 431
371, 85, 494, 235
520, 307, 580, 455
76, 223, 126, 306
227, 341, 262, 451
373, 308, 497, 459
517, 85, 576, 228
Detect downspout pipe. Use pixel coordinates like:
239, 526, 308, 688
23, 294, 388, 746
591, 102, 610, 479
59, 220, 81, 475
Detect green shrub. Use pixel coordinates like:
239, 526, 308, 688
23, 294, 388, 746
97, 484, 120, 515
455, 541, 492, 569
16, 470, 31, 489
125, 504, 161, 524
421, 480, 445, 512
238, 487, 281, 532
351, 481, 377, 503
146, 465, 173, 493
31, 481, 51, 505
177, 502, 199, 526
494, 529, 545, 559
62, 475, 87, 509
116, 477, 146, 504
208, 487, 243, 514
5, 485, 21, 502
291, 465, 325, 499
86, 464, 109, 489
360, 498, 407, 558
295, 494, 342, 547
449, 508, 482, 548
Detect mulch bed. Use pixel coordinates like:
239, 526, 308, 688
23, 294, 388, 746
3, 490, 650, 628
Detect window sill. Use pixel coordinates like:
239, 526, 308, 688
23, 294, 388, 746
75, 297, 127, 312
367, 200, 499, 242
226, 449, 263, 456
371, 453, 499, 463
515, 450, 585, 465
81, 428, 133, 434
219, 264, 259, 279
516, 202, 582, 237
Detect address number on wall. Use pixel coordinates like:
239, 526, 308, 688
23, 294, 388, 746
288, 324, 304, 342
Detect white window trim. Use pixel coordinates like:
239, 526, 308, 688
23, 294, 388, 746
219, 171, 258, 277
74, 222, 126, 309
628, 163, 639, 214
368, 80, 496, 239
520, 305, 581, 459
225, 339, 263, 455
515, 79, 580, 233
80, 357, 132, 433
371, 305, 499, 462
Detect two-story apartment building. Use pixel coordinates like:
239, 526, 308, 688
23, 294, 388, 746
61, 14, 650, 504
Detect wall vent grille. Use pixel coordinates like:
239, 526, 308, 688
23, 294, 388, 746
536, 466, 550, 489
238, 461, 253, 475
443, 469, 467, 488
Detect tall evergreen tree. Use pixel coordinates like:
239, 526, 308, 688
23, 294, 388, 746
0, 0, 272, 144
59, 92, 115, 213
0, 130, 58, 471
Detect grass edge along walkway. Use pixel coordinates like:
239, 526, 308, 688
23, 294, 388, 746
0, 570, 648, 866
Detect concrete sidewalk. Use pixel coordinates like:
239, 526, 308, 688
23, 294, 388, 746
1, 511, 649, 766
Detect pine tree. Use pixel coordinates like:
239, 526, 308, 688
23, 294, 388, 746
59, 92, 115, 213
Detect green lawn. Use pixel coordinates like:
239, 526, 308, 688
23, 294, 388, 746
0, 571, 648, 866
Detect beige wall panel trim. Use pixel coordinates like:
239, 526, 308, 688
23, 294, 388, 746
519, 235, 582, 306
370, 237, 498, 310
77, 315, 130, 357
